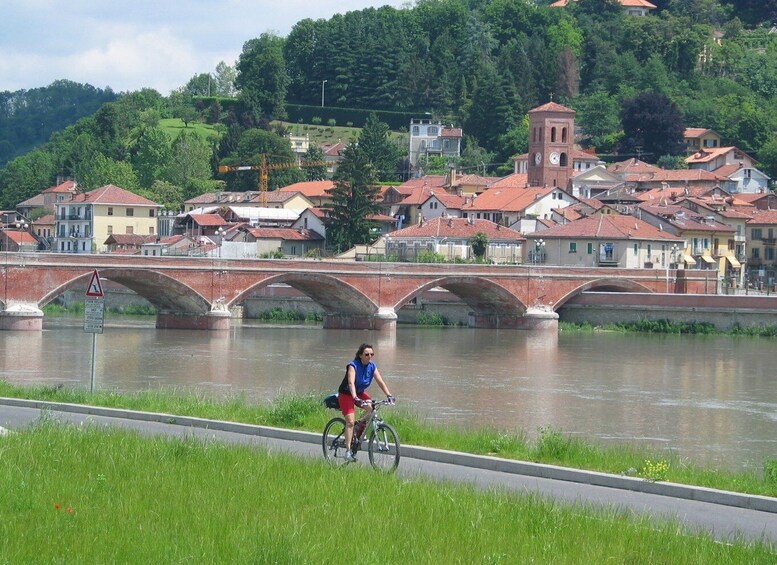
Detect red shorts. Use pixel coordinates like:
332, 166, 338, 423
338, 391, 371, 416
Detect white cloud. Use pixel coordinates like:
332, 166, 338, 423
0, 1, 408, 93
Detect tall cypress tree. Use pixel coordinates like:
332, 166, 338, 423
322, 142, 381, 253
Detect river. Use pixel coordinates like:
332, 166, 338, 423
1, 314, 775, 473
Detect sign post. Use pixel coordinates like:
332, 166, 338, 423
84, 270, 105, 393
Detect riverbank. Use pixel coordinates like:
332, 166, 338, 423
1, 383, 775, 499
3, 421, 773, 562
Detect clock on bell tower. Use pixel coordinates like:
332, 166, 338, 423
527, 101, 575, 190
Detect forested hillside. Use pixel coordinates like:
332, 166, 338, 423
0, 80, 117, 168
1, 0, 777, 212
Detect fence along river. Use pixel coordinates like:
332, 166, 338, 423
1, 315, 775, 472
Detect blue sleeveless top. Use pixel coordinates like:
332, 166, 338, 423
338, 360, 377, 394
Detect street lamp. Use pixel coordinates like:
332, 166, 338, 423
15, 222, 28, 252
321, 79, 328, 108
534, 239, 545, 264
666, 243, 679, 292
216, 227, 226, 258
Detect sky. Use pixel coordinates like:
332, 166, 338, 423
1, 0, 409, 94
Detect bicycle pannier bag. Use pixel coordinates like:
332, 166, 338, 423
323, 393, 340, 409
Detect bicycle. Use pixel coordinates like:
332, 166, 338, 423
322, 398, 400, 471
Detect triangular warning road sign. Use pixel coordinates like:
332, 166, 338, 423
85, 270, 104, 298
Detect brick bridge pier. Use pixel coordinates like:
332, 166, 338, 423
0, 252, 711, 332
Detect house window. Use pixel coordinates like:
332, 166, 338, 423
744, 169, 751, 179
412, 126, 419, 135
633, 243, 639, 255
753, 248, 760, 259
428, 126, 438, 136
551, 127, 557, 142
562, 127, 568, 143
149, 226, 154, 235
752, 228, 762, 240
569, 242, 577, 253
108, 207, 113, 216
443, 139, 451, 150
126, 226, 134, 234
587, 242, 593, 254
767, 248, 775, 261
107, 225, 113, 235
149, 209, 155, 217
126, 208, 134, 217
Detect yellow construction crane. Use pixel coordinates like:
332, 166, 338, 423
218, 154, 327, 206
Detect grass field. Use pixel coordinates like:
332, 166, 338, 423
1, 419, 774, 562
158, 118, 220, 141
1, 383, 777, 499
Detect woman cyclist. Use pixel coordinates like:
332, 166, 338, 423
338, 343, 394, 462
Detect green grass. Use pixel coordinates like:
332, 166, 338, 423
560, 320, 777, 337
279, 121, 407, 148
158, 118, 220, 141
0, 420, 773, 562
2, 383, 777, 499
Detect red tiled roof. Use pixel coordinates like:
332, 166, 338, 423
278, 180, 335, 197
686, 146, 738, 164
684, 128, 716, 138
3, 231, 37, 245
551, 0, 655, 6
396, 176, 447, 193
35, 214, 56, 225
188, 214, 229, 227
43, 180, 77, 194
488, 173, 529, 189
529, 101, 575, 114
69, 185, 159, 206
539, 214, 681, 241
441, 127, 463, 138
608, 158, 661, 174
450, 174, 497, 188
428, 192, 466, 209
390, 217, 525, 241
245, 227, 324, 241
746, 210, 777, 225
464, 186, 556, 213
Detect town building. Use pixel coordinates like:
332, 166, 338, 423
384, 217, 524, 263
527, 101, 576, 189
408, 119, 463, 173
532, 214, 684, 268
54, 184, 161, 254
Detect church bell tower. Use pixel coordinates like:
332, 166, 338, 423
527, 101, 575, 190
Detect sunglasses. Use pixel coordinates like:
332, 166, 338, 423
362, 352, 375, 357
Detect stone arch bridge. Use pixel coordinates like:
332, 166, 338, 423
0, 253, 710, 331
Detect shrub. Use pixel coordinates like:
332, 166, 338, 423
311, 116, 322, 125
327, 118, 336, 127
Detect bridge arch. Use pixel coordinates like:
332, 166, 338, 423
393, 276, 527, 328
553, 277, 655, 309
40, 269, 212, 315
230, 272, 387, 329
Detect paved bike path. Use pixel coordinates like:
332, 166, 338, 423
1, 397, 776, 545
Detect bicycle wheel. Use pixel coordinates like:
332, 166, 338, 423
368, 423, 400, 471
322, 417, 347, 463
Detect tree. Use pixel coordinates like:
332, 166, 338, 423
184, 73, 212, 96
0, 149, 56, 209
77, 153, 140, 191
214, 61, 237, 97
303, 144, 328, 180
236, 33, 289, 120
149, 180, 185, 211
470, 232, 489, 263
323, 142, 381, 253
132, 127, 171, 188
220, 128, 304, 191
618, 92, 685, 161
358, 113, 404, 182
163, 130, 212, 190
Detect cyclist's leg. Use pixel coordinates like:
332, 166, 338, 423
355, 391, 372, 437
339, 393, 357, 451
